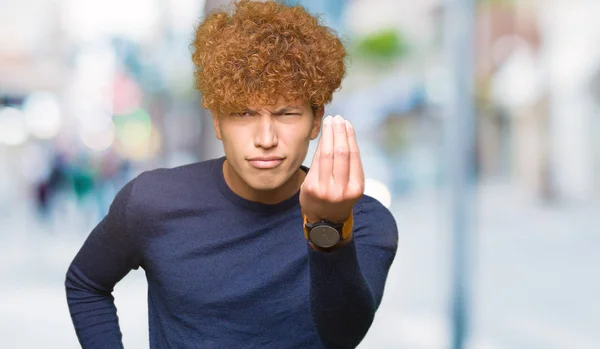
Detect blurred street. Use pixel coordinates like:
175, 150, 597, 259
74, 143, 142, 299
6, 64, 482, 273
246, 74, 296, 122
1, 180, 598, 349
2, 0, 600, 348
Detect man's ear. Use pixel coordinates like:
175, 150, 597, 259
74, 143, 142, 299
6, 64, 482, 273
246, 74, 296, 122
211, 111, 223, 140
310, 108, 325, 140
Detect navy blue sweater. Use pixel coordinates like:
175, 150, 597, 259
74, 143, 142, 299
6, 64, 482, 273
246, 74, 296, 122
65, 156, 398, 348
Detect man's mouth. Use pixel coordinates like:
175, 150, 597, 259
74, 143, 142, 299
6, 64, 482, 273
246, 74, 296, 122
247, 157, 284, 169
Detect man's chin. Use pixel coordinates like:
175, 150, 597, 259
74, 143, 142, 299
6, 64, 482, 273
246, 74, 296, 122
247, 179, 284, 193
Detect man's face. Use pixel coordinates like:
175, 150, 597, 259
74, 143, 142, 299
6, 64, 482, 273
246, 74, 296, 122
212, 99, 323, 193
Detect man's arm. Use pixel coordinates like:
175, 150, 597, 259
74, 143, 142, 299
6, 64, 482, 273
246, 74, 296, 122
65, 179, 142, 348
307, 199, 398, 349
299, 115, 398, 347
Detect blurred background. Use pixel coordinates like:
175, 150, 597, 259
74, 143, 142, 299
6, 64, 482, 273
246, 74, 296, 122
1, 0, 599, 348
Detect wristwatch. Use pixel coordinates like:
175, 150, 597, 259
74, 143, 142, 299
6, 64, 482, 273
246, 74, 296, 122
305, 220, 345, 249
303, 213, 354, 249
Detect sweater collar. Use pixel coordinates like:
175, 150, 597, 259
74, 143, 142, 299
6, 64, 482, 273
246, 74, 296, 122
212, 156, 308, 215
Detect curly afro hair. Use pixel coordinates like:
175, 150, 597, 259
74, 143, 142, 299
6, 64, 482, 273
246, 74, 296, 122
191, 0, 346, 114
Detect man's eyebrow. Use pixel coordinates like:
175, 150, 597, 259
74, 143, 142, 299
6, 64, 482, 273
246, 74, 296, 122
269, 106, 302, 114
231, 109, 259, 115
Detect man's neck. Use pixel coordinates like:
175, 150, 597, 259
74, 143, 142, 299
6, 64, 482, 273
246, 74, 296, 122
222, 159, 305, 205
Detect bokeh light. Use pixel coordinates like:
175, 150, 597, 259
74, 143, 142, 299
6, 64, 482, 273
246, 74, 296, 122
0, 107, 29, 146
114, 108, 159, 160
79, 113, 116, 151
22, 92, 63, 140
364, 177, 392, 208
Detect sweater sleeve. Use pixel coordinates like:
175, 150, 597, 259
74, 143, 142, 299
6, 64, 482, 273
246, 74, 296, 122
65, 178, 143, 349
307, 197, 398, 349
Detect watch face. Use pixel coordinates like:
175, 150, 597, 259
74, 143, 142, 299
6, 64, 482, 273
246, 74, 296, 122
309, 225, 341, 248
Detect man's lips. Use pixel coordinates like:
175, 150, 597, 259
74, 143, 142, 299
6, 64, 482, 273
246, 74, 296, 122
247, 157, 284, 169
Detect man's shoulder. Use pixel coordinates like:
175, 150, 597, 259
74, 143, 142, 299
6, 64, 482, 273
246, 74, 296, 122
355, 195, 394, 219
354, 194, 398, 245
132, 157, 220, 190
122, 157, 222, 213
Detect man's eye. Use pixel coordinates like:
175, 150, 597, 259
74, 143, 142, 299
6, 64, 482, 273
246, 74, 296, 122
234, 111, 251, 117
284, 113, 300, 116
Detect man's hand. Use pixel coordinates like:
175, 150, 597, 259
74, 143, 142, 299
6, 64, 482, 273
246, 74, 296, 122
300, 114, 365, 224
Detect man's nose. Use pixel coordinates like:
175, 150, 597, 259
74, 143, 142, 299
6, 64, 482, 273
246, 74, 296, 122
254, 114, 278, 149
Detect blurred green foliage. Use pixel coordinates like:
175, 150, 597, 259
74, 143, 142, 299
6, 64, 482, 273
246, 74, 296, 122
353, 29, 409, 63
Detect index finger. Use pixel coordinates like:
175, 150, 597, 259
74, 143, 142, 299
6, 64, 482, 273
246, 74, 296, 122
318, 115, 334, 186
307, 130, 321, 178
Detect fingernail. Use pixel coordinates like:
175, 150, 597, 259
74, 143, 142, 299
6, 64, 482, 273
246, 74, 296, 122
324, 115, 333, 124
333, 115, 343, 124
345, 120, 353, 129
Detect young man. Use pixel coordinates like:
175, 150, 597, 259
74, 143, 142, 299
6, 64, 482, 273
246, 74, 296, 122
65, 1, 398, 348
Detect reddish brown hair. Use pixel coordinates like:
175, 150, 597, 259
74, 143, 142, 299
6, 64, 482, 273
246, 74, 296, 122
191, 0, 346, 114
